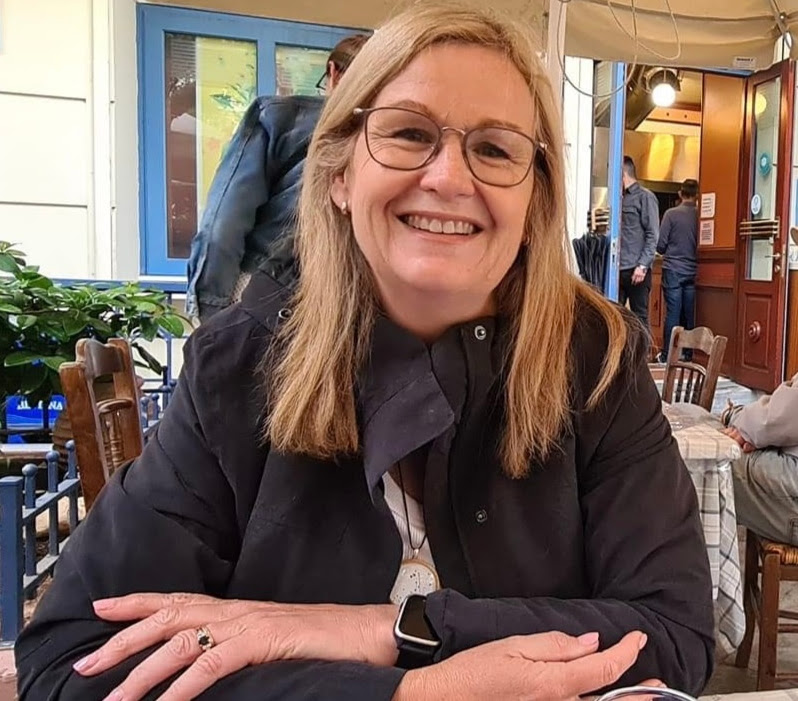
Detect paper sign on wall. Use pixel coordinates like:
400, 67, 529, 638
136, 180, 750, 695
699, 219, 715, 246
700, 193, 716, 218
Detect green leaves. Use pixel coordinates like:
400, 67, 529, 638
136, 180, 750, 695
4, 350, 43, 367
159, 314, 186, 338
0, 253, 20, 274
14, 314, 37, 329
0, 240, 192, 404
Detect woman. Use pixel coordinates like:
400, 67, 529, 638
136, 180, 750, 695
186, 34, 368, 322
16, 5, 714, 700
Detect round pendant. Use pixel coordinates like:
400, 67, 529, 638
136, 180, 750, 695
390, 558, 440, 605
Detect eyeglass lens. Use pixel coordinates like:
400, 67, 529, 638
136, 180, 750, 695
362, 107, 537, 187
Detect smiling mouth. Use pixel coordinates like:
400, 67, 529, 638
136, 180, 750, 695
399, 214, 482, 236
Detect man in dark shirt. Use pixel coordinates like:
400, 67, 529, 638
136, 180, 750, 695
657, 178, 699, 361
619, 156, 659, 332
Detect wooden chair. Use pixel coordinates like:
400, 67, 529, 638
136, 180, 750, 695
661, 326, 728, 412
59, 338, 144, 510
735, 529, 798, 689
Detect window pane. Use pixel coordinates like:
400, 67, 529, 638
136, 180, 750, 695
747, 236, 774, 281
275, 44, 329, 96
164, 33, 256, 259
751, 77, 780, 222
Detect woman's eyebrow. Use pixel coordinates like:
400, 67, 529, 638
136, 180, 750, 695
378, 98, 529, 132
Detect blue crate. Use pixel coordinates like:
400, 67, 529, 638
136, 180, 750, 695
4, 395, 65, 429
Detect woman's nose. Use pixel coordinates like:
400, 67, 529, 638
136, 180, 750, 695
418, 133, 476, 199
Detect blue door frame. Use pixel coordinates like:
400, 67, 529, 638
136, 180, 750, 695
137, 5, 359, 276
603, 62, 626, 302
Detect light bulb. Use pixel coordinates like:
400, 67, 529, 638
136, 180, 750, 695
652, 82, 676, 108
755, 93, 768, 118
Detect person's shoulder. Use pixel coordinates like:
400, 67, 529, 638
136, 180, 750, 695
570, 288, 648, 392
257, 95, 324, 119
185, 273, 291, 382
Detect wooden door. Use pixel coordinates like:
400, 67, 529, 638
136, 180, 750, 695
733, 61, 794, 391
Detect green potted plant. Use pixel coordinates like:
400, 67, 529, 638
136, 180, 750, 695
0, 241, 189, 438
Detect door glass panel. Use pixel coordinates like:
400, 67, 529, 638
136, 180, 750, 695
751, 77, 780, 221
747, 236, 774, 281
164, 33, 256, 258
275, 45, 330, 96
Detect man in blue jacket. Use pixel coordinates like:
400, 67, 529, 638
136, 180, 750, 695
656, 178, 699, 361
186, 34, 368, 322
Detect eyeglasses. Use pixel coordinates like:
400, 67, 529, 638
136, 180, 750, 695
315, 72, 329, 94
353, 106, 546, 188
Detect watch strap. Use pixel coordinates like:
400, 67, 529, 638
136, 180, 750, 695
396, 638, 437, 669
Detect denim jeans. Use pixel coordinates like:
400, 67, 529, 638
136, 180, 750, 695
661, 268, 696, 353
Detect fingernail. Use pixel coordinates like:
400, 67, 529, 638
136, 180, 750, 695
93, 599, 115, 611
73, 653, 97, 673
103, 689, 124, 701
638, 633, 648, 650
578, 632, 600, 646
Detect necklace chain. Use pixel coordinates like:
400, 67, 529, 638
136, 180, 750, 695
396, 460, 428, 554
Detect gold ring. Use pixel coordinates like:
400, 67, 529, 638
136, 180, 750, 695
195, 625, 215, 652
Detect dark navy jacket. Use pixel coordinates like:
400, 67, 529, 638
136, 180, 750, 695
657, 201, 698, 277
16, 273, 714, 700
186, 96, 323, 321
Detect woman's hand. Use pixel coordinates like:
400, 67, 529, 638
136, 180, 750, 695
73, 592, 398, 701
393, 630, 648, 701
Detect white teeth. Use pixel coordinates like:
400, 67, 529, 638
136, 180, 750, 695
404, 214, 476, 235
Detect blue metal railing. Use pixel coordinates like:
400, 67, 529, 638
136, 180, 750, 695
0, 442, 81, 644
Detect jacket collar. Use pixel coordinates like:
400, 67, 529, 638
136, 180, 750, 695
241, 271, 505, 497
624, 181, 641, 195
240, 271, 293, 333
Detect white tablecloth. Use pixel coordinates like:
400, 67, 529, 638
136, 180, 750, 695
663, 402, 745, 654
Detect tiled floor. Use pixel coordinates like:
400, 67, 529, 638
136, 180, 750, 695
704, 577, 798, 694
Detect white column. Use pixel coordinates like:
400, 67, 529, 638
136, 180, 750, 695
546, 0, 565, 108
91, 0, 113, 279
111, 0, 140, 281
563, 56, 594, 241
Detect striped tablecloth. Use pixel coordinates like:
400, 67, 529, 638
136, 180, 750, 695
663, 402, 745, 654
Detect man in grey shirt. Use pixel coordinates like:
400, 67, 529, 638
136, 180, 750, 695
657, 178, 699, 360
620, 156, 659, 331
722, 373, 798, 545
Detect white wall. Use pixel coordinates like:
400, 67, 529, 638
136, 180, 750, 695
0, 0, 140, 281
0, 0, 93, 278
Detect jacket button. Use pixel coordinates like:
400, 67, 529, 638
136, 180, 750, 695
277, 308, 292, 321
474, 325, 487, 341
475, 509, 488, 524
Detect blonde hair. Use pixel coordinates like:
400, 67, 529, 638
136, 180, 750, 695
266, 2, 628, 477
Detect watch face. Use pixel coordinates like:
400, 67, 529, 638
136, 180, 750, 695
398, 595, 438, 646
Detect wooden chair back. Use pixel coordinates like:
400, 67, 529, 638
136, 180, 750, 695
661, 326, 728, 412
59, 338, 143, 510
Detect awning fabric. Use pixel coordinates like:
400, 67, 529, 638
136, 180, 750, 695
562, 0, 798, 70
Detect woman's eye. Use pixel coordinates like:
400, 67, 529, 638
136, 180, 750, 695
392, 128, 436, 144
473, 142, 511, 160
